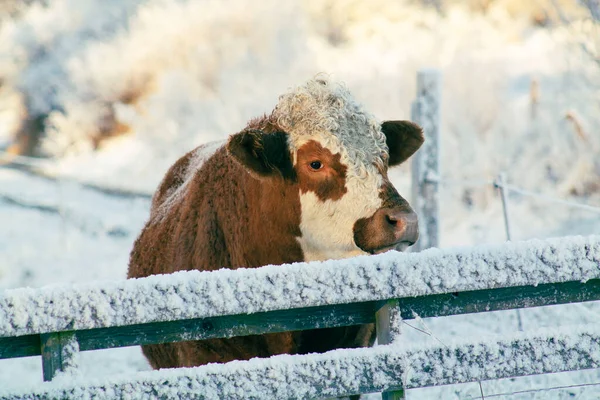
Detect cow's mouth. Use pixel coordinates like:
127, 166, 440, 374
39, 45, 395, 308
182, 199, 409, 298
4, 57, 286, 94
372, 241, 414, 254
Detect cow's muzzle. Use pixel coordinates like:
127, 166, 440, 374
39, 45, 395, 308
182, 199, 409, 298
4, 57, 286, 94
353, 207, 419, 254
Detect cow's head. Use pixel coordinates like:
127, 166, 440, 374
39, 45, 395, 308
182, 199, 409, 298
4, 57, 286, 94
227, 78, 423, 261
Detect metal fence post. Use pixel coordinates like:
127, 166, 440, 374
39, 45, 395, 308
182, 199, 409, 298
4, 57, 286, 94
41, 332, 79, 381
495, 173, 513, 242
494, 172, 523, 331
376, 300, 405, 399
411, 69, 442, 252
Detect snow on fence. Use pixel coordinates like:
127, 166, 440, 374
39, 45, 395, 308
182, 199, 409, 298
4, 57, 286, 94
3, 323, 600, 400
0, 235, 600, 398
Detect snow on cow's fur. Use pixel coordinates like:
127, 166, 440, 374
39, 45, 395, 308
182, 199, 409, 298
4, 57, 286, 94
128, 77, 424, 393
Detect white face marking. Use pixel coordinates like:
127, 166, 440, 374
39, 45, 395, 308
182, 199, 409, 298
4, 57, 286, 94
295, 136, 385, 262
271, 77, 391, 262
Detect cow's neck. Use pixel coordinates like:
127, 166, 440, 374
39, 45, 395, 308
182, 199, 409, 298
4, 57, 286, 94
197, 148, 304, 270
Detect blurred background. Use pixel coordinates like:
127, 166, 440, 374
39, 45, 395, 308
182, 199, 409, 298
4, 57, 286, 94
0, 0, 599, 398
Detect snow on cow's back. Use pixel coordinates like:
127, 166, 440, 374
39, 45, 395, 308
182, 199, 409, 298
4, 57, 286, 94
150, 139, 226, 222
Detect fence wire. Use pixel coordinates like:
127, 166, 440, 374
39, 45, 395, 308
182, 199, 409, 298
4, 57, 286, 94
426, 175, 600, 215
403, 314, 488, 399
502, 184, 600, 215
465, 381, 600, 399
425, 173, 495, 188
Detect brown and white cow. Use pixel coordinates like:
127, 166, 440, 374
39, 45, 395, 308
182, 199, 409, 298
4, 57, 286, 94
128, 77, 423, 375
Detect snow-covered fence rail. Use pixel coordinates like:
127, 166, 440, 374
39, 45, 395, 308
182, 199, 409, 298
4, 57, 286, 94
4, 323, 600, 400
1, 235, 600, 396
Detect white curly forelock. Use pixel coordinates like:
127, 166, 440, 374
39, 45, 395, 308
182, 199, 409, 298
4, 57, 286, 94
273, 77, 389, 173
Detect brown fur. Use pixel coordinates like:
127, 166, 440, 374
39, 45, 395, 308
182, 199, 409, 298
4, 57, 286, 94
128, 127, 373, 371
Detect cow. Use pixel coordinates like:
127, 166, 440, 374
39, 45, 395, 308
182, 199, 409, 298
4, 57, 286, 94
128, 77, 424, 386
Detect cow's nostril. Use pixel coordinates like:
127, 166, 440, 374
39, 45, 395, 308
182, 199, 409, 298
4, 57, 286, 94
385, 209, 419, 243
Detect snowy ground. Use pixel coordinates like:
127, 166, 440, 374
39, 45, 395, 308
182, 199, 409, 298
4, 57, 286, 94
1, 0, 600, 398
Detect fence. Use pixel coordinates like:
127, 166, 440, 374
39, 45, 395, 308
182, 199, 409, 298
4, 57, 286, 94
1, 235, 600, 399
1, 70, 600, 399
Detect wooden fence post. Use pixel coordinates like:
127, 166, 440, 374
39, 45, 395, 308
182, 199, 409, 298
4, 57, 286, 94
40, 331, 79, 381
378, 69, 442, 399
411, 69, 442, 252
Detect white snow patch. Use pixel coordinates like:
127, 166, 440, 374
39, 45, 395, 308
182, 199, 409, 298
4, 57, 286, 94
152, 139, 225, 222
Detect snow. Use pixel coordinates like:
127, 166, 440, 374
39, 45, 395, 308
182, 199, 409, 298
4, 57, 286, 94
1, 0, 600, 397
1, 235, 598, 338
153, 140, 225, 222
3, 323, 600, 399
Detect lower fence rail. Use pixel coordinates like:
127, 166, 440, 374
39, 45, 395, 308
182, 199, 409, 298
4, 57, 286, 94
2, 323, 599, 400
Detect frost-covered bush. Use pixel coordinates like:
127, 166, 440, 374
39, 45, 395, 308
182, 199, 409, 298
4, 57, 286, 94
0, 0, 146, 154
0, 0, 598, 240
0, 0, 312, 156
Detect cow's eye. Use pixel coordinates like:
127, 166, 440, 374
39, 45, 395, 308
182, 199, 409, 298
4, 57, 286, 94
309, 161, 323, 170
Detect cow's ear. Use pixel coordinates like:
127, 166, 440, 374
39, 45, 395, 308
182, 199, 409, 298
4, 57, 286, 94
227, 130, 294, 180
381, 120, 424, 167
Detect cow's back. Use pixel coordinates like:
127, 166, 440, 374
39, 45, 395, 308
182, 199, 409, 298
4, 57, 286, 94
128, 140, 226, 279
